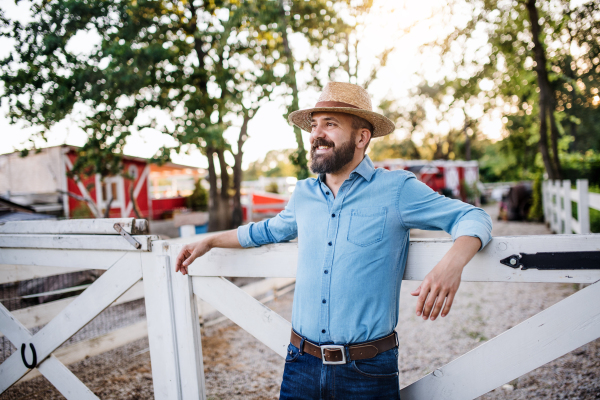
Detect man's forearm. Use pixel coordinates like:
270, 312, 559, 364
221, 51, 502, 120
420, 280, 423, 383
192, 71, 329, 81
206, 229, 243, 250
438, 235, 481, 272
176, 228, 242, 274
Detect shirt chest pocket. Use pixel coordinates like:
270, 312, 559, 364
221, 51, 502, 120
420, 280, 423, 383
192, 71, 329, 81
347, 207, 387, 247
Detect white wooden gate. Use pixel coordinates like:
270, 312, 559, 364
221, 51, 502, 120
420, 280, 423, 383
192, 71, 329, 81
0, 218, 157, 399
2, 219, 599, 399
147, 234, 600, 400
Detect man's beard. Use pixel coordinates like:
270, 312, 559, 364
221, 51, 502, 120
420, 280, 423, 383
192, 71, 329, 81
309, 135, 357, 174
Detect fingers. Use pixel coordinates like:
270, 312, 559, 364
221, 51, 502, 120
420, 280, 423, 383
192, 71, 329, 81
175, 249, 187, 273
421, 286, 440, 320
175, 246, 195, 275
441, 292, 455, 318
182, 248, 198, 268
410, 285, 421, 297
415, 282, 429, 317
429, 290, 448, 321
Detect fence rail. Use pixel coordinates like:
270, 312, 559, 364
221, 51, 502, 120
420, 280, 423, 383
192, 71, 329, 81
542, 179, 599, 234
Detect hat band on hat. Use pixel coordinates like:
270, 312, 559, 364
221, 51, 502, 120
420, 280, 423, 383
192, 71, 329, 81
314, 101, 361, 109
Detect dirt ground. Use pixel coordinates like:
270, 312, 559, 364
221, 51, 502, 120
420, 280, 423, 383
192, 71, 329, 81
2, 203, 599, 399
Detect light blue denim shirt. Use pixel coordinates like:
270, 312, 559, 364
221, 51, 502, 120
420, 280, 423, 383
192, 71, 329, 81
237, 155, 492, 345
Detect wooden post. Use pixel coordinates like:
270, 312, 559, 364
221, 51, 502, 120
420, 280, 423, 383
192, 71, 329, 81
577, 179, 590, 234
563, 179, 572, 234
141, 250, 184, 400
167, 245, 206, 400
542, 180, 549, 225
552, 180, 560, 233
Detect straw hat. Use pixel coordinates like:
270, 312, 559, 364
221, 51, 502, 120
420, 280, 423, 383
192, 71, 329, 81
288, 82, 395, 137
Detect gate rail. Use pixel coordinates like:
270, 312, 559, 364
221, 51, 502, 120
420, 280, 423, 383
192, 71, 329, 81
147, 234, 600, 400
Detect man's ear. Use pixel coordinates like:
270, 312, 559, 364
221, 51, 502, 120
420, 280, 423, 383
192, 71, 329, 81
355, 128, 371, 150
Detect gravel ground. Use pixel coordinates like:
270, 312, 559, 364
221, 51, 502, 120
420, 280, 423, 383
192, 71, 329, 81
3, 203, 599, 399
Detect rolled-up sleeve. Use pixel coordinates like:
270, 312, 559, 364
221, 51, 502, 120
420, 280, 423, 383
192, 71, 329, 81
237, 190, 299, 248
396, 174, 492, 250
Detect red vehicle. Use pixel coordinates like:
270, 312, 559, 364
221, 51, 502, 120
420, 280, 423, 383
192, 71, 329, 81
372, 159, 479, 204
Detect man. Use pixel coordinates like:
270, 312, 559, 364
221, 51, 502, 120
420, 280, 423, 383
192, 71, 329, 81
175, 82, 492, 399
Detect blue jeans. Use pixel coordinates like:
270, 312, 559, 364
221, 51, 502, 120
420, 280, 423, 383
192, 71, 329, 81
279, 341, 401, 399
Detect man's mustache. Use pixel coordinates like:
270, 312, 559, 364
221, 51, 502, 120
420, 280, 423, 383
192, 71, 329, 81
312, 138, 335, 150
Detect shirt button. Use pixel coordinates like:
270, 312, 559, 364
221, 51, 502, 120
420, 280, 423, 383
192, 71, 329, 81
322, 299, 326, 304
328, 242, 332, 246
326, 191, 330, 195
324, 270, 328, 274
331, 214, 335, 218
322, 329, 326, 333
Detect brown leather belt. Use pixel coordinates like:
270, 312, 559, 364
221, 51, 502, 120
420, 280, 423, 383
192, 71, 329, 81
290, 330, 398, 365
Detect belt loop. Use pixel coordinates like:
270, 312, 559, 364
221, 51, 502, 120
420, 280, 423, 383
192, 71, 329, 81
299, 337, 305, 355
344, 344, 351, 363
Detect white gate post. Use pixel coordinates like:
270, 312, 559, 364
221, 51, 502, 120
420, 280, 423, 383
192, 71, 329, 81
542, 180, 549, 224
141, 251, 183, 400
554, 180, 562, 233
168, 246, 206, 400
562, 179, 572, 234
577, 179, 590, 234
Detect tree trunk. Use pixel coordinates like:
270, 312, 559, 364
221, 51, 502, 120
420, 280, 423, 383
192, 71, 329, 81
548, 107, 562, 176
279, 0, 309, 180
463, 120, 471, 161
188, 2, 208, 93
213, 148, 232, 231
205, 148, 230, 232
526, 0, 561, 179
232, 113, 250, 228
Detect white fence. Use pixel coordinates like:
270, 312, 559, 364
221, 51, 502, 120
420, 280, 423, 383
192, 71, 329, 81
2, 219, 600, 399
0, 219, 292, 398
542, 179, 599, 234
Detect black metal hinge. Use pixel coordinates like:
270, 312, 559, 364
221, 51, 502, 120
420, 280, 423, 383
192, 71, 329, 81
500, 252, 600, 270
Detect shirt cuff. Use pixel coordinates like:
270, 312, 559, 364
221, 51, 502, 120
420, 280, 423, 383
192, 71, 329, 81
451, 220, 492, 250
237, 223, 259, 248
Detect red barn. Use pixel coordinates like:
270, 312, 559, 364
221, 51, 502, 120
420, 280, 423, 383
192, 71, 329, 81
0, 145, 204, 219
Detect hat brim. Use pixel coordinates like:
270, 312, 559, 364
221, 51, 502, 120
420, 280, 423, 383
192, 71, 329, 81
288, 107, 395, 138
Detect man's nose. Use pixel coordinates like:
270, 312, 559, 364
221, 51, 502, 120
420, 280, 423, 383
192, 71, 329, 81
311, 123, 326, 141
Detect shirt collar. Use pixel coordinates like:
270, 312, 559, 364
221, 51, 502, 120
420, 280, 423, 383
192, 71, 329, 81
317, 155, 376, 183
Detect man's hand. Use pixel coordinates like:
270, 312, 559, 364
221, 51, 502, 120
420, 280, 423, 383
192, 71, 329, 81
175, 240, 212, 275
175, 229, 242, 275
410, 236, 481, 321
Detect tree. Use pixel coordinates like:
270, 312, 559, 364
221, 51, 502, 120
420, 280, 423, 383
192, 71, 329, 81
421, 0, 599, 180
243, 148, 296, 180
1, 0, 288, 230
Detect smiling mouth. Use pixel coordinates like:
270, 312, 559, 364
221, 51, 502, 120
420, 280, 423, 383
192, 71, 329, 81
317, 145, 332, 151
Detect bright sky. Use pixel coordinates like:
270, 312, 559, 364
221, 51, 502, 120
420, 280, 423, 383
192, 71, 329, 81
0, 0, 503, 169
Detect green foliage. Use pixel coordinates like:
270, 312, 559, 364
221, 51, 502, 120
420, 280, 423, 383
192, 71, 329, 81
244, 149, 296, 180
560, 151, 600, 186
265, 182, 279, 194
528, 173, 544, 221
420, 0, 599, 180
185, 180, 208, 212
71, 202, 94, 219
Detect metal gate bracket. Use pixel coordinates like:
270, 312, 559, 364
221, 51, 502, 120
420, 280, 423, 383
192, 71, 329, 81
114, 223, 142, 249
500, 251, 600, 270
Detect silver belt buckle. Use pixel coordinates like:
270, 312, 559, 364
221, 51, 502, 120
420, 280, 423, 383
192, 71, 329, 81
320, 344, 346, 365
